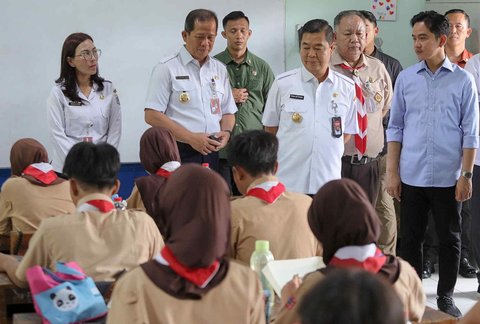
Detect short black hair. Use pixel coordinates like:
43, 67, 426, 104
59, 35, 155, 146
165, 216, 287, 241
334, 10, 365, 29
63, 142, 120, 190
299, 269, 405, 324
359, 10, 377, 27
298, 19, 334, 47
410, 11, 449, 39
227, 130, 278, 177
222, 11, 249, 29
184, 9, 218, 33
445, 9, 471, 28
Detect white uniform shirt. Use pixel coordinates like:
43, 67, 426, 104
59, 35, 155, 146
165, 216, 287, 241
262, 67, 357, 194
47, 81, 122, 172
145, 46, 237, 134
465, 54, 480, 166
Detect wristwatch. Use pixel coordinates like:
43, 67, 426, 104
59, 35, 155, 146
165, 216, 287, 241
461, 170, 473, 179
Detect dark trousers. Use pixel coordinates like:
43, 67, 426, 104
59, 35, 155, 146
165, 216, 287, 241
400, 183, 461, 297
424, 199, 473, 264
341, 159, 380, 206
176, 142, 219, 172
423, 212, 438, 264
219, 158, 240, 196
460, 199, 474, 263
470, 165, 480, 275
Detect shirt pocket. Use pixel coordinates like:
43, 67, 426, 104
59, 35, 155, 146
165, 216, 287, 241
280, 97, 309, 129
364, 78, 386, 113
171, 79, 197, 107
96, 102, 110, 134
247, 75, 263, 91
64, 105, 89, 137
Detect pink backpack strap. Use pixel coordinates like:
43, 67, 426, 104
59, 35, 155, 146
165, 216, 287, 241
55, 261, 85, 280
26, 266, 58, 295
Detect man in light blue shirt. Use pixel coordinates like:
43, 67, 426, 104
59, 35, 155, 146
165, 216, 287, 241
386, 11, 478, 318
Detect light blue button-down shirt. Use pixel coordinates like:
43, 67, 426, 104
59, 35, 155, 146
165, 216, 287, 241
387, 58, 479, 187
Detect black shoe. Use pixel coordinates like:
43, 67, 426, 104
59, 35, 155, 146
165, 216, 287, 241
459, 258, 477, 278
437, 296, 462, 318
422, 260, 435, 279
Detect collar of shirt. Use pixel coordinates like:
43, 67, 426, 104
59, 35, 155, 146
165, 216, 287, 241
245, 175, 280, 193
179, 45, 211, 68
217, 48, 253, 66
460, 49, 474, 65
417, 57, 454, 75
300, 65, 334, 84
331, 49, 369, 69
76, 193, 114, 212
76, 82, 100, 101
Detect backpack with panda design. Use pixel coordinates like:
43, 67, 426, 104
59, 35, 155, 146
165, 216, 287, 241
26, 261, 108, 324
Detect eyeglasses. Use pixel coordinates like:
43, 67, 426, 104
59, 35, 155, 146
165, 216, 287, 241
76, 49, 101, 60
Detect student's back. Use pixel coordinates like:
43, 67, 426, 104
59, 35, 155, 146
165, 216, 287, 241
231, 186, 317, 264
228, 130, 319, 264
0, 142, 164, 288
0, 138, 75, 234
15, 193, 163, 283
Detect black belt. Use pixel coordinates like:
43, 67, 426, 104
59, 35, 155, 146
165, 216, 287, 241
342, 155, 378, 165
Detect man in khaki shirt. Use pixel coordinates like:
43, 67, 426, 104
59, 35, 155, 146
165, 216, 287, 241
330, 10, 392, 206
228, 130, 319, 265
0, 142, 164, 287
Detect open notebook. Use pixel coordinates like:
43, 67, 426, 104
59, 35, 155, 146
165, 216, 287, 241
262, 256, 325, 297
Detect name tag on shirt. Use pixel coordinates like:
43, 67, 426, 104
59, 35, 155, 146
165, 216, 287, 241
68, 101, 82, 106
290, 94, 304, 100
175, 75, 190, 80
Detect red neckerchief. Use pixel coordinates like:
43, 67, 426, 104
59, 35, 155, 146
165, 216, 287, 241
328, 245, 386, 273
160, 246, 220, 288
22, 163, 57, 185
85, 199, 115, 213
246, 181, 286, 204
155, 168, 172, 178
155, 161, 181, 179
339, 63, 368, 157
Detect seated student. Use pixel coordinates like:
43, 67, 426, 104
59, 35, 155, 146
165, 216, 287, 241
0, 142, 164, 287
273, 179, 425, 324
299, 269, 405, 324
0, 138, 75, 235
227, 130, 319, 265
107, 164, 265, 324
126, 127, 180, 225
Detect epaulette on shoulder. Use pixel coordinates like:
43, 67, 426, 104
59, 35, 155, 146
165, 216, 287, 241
159, 54, 177, 64
276, 69, 298, 81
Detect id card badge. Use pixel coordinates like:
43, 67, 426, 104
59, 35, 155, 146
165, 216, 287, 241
210, 97, 221, 115
331, 116, 342, 138
83, 121, 93, 142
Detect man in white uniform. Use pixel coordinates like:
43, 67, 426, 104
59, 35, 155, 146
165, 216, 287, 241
263, 19, 357, 195
144, 9, 237, 172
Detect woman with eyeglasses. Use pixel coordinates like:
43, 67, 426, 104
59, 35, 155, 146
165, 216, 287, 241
47, 32, 122, 173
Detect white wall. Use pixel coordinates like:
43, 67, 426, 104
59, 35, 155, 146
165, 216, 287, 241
0, 0, 285, 167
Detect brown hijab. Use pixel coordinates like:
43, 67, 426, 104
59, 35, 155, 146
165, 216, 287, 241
141, 164, 231, 299
308, 179, 399, 282
10, 138, 49, 176
135, 127, 180, 224
10, 138, 63, 186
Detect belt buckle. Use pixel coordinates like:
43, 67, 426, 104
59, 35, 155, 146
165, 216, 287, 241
350, 155, 367, 165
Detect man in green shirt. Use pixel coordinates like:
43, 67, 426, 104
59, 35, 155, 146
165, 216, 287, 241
215, 11, 275, 193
